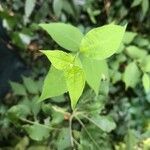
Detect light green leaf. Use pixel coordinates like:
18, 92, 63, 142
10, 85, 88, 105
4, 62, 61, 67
126, 45, 147, 60
24, 0, 36, 20
53, 0, 63, 17
142, 0, 149, 16
123, 62, 141, 88
141, 55, 150, 72
23, 76, 39, 94
142, 73, 150, 93
10, 81, 26, 96
40, 66, 67, 101
80, 24, 126, 60
131, 0, 142, 7
41, 50, 74, 70
39, 23, 83, 51
24, 123, 50, 141
64, 66, 85, 109
80, 55, 108, 95
90, 115, 116, 132
123, 32, 137, 44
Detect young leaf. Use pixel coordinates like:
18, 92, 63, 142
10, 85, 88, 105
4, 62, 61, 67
40, 50, 74, 70
142, 73, 150, 93
40, 66, 67, 101
80, 24, 126, 60
80, 55, 108, 95
64, 66, 85, 109
39, 23, 83, 52
123, 62, 141, 89
24, 123, 50, 141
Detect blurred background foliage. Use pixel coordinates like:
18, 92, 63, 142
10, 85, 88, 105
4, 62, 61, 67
0, 0, 150, 149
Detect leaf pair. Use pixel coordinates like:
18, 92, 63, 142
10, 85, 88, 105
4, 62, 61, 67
39, 23, 126, 110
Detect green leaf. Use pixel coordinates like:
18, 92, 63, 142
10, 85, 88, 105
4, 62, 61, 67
41, 50, 74, 70
24, 123, 50, 141
89, 115, 116, 132
24, 0, 36, 21
80, 24, 126, 60
39, 23, 83, 51
123, 32, 137, 44
142, 0, 149, 16
40, 66, 67, 101
23, 76, 39, 94
131, 0, 142, 7
7, 105, 30, 121
56, 128, 71, 150
80, 55, 108, 95
142, 73, 150, 93
126, 45, 147, 60
53, 0, 63, 17
64, 66, 85, 109
10, 81, 27, 96
123, 62, 141, 88
141, 55, 150, 72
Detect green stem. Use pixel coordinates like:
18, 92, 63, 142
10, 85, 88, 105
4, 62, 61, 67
75, 116, 100, 149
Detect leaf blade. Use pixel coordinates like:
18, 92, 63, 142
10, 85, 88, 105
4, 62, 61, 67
40, 66, 67, 101
80, 24, 126, 60
64, 66, 85, 109
39, 23, 83, 51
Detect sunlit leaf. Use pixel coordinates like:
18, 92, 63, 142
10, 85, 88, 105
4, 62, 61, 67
41, 50, 74, 70
40, 66, 67, 101
64, 66, 85, 109
39, 23, 83, 51
80, 24, 126, 60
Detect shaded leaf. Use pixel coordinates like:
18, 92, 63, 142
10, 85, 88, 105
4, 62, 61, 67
56, 128, 71, 150
10, 81, 26, 96
123, 32, 137, 44
80, 55, 108, 94
24, 123, 50, 141
131, 0, 142, 7
126, 45, 147, 60
123, 62, 141, 88
24, 0, 36, 22
142, 0, 149, 17
23, 76, 39, 94
142, 73, 150, 93
53, 0, 63, 17
90, 115, 116, 132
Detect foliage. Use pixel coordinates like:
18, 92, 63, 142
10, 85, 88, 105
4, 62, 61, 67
0, 0, 150, 149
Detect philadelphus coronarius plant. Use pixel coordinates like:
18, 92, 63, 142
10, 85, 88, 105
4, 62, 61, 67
39, 22, 126, 110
